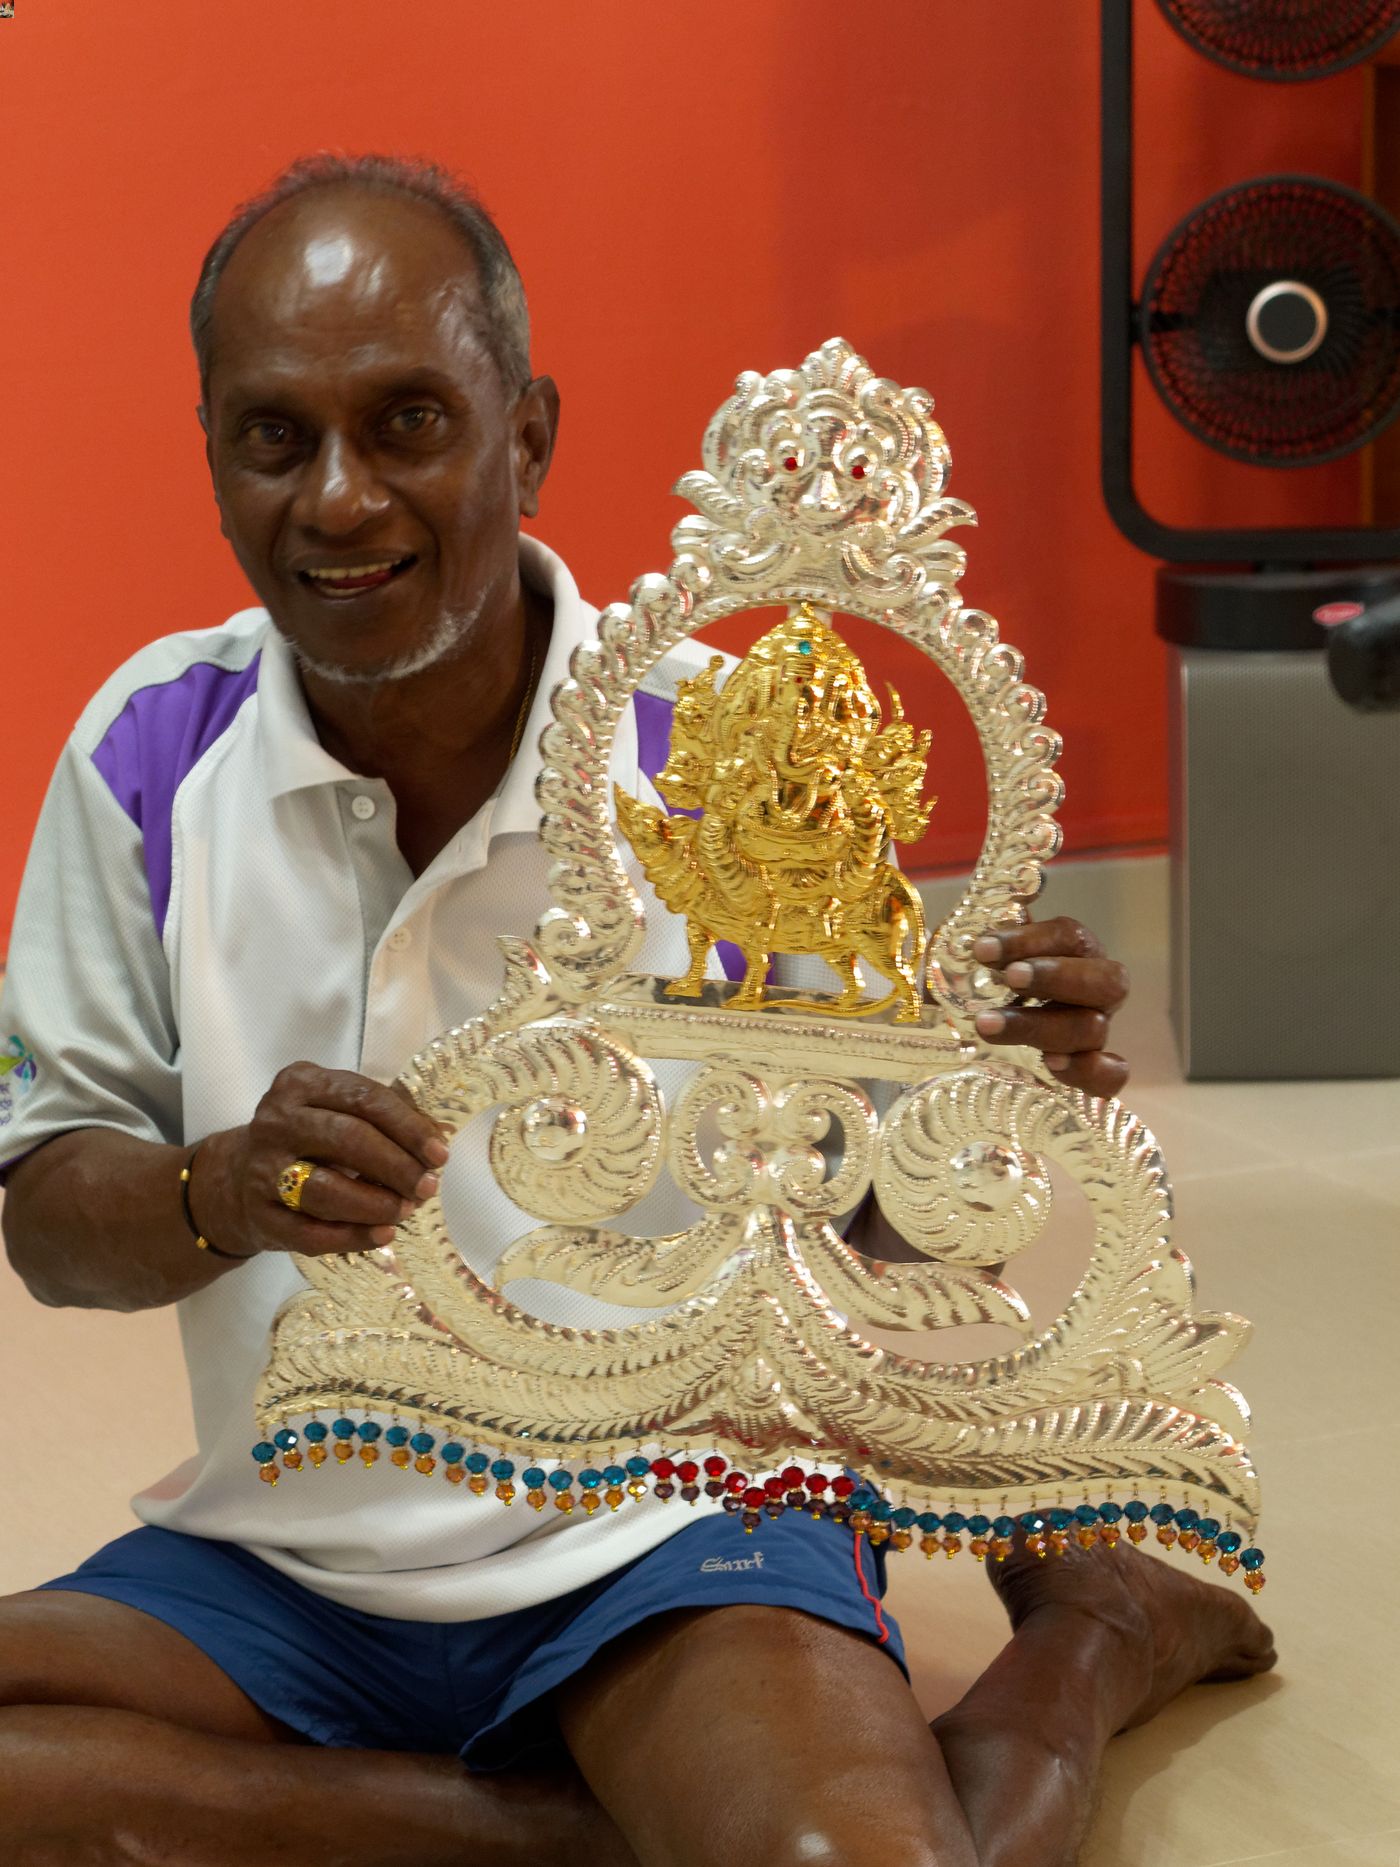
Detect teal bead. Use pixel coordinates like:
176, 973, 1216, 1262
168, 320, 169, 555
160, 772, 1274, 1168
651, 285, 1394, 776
1197, 1517, 1220, 1539
1074, 1504, 1099, 1526
274, 1429, 298, 1450
1174, 1507, 1199, 1530
523, 1467, 547, 1489
579, 1469, 602, 1488
303, 1422, 328, 1443
357, 1422, 382, 1442
1019, 1512, 1045, 1532
626, 1456, 650, 1477
1124, 1500, 1149, 1522
1241, 1548, 1264, 1571
917, 1512, 943, 1533
252, 1442, 278, 1464
1048, 1508, 1073, 1531
943, 1511, 968, 1534
386, 1426, 410, 1447
603, 1465, 627, 1486
993, 1516, 1016, 1537
1149, 1503, 1175, 1525
465, 1452, 490, 1474
331, 1418, 356, 1440
1217, 1530, 1243, 1554
441, 1444, 465, 1464
967, 1514, 991, 1536
850, 1488, 875, 1511
547, 1470, 573, 1491
871, 1501, 894, 1523
490, 1459, 515, 1481
1098, 1502, 1122, 1522
410, 1432, 435, 1455
893, 1507, 917, 1529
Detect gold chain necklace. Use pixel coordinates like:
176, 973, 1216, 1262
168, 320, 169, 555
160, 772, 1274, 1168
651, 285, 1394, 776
506, 631, 544, 765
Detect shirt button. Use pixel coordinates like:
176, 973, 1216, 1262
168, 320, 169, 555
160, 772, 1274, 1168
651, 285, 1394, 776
388, 927, 412, 951
351, 794, 377, 821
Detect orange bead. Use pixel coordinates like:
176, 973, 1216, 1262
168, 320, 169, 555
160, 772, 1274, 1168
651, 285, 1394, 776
1197, 1540, 1217, 1564
390, 1448, 413, 1469
605, 1487, 624, 1511
1219, 1553, 1241, 1575
891, 1528, 913, 1551
627, 1480, 648, 1500
554, 1492, 575, 1514
867, 1524, 890, 1546
1127, 1522, 1147, 1544
1075, 1526, 1097, 1550
1177, 1529, 1201, 1553
333, 1442, 354, 1464
942, 1534, 963, 1558
581, 1492, 602, 1514
1048, 1531, 1069, 1556
495, 1482, 516, 1505
849, 1511, 872, 1534
920, 1534, 939, 1559
526, 1490, 547, 1511
1098, 1524, 1120, 1549
467, 1473, 488, 1495
1244, 1570, 1266, 1593
307, 1443, 328, 1467
258, 1464, 279, 1486
445, 1465, 466, 1486
282, 1449, 303, 1471
356, 1446, 377, 1468
990, 1536, 1013, 1562
969, 1537, 990, 1562
1156, 1526, 1177, 1547
415, 1455, 437, 1477
1026, 1532, 1047, 1559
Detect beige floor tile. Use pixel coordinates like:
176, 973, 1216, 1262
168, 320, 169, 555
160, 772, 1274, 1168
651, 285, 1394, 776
1305, 1149, 1400, 1212
1213, 1835, 1400, 1867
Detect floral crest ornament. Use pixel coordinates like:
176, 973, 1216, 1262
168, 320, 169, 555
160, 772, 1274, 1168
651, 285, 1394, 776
251, 339, 1266, 1591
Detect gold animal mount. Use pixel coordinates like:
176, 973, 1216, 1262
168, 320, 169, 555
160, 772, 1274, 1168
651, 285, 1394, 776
615, 605, 936, 1021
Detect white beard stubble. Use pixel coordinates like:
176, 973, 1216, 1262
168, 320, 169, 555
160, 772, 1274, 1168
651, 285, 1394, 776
292, 588, 489, 687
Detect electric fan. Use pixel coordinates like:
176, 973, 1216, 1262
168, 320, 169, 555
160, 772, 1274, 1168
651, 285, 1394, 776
1155, 0, 1400, 81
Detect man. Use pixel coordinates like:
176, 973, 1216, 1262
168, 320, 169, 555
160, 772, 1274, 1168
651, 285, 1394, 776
0, 155, 1274, 1866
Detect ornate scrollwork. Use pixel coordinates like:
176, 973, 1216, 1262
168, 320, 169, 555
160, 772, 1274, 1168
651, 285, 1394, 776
255, 340, 1263, 1553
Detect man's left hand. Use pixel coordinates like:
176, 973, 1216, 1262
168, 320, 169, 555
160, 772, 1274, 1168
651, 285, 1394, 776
970, 917, 1130, 1098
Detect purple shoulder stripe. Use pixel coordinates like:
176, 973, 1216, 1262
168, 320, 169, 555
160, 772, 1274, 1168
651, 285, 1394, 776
90, 655, 262, 939
632, 689, 747, 985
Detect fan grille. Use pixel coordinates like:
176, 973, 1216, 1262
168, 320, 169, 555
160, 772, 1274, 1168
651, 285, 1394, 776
1156, 0, 1400, 79
1140, 177, 1400, 466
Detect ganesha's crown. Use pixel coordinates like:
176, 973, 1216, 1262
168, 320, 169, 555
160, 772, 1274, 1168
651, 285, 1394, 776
250, 339, 1268, 1597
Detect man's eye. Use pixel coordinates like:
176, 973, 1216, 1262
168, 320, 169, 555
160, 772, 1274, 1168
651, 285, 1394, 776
388, 405, 439, 435
246, 420, 292, 447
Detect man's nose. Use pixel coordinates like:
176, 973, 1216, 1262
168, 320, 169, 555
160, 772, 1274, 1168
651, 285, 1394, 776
293, 432, 391, 535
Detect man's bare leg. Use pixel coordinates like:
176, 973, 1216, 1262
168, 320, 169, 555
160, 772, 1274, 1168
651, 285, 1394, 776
557, 1541, 1276, 1867
0, 1589, 635, 1867
931, 1536, 1278, 1867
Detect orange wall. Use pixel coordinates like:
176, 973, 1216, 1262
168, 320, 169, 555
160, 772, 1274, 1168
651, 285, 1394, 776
0, 1, 1368, 953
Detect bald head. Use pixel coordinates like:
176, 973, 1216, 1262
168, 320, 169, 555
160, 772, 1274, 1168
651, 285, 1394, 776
191, 154, 531, 402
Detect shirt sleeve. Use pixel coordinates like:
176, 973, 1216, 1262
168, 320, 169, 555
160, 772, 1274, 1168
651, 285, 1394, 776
0, 737, 183, 1181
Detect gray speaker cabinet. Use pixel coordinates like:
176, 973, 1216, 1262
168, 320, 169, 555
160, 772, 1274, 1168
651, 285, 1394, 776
1168, 646, 1400, 1079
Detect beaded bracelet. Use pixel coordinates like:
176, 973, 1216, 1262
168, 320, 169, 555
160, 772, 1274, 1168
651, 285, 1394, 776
179, 1143, 248, 1262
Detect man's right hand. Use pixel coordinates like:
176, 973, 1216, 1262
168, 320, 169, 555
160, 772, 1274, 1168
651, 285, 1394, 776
194, 1064, 450, 1261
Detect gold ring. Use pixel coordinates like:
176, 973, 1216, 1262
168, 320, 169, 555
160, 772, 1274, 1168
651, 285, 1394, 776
276, 1160, 316, 1212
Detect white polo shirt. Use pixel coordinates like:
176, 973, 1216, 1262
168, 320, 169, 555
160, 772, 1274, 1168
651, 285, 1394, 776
0, 534, 791, 1620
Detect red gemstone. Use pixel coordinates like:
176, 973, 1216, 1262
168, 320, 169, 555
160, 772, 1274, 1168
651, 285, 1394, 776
780, 1466, 804, 1488
703, 1456, 726, 1477
651, 1457, 676, 1480
783, 456, 799, 471
851, 463, 866, 479
805, 1472, 830, 1492
725, 1472, 748, 1494
831, 1476, 856, 1498
763, 1476, 785, 1498
677, 1461, 699, 1483
744, 1487, 767, 1509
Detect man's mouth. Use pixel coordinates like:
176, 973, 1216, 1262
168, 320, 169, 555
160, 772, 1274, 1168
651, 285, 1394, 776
298, 555, 418, 598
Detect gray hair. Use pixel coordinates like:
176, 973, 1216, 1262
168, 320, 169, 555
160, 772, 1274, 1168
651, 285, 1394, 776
190, 153, 532, 399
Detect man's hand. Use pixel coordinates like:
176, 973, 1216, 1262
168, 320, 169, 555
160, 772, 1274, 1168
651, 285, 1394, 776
195, 1065, 451, 1260
970, 917, 1130, 1098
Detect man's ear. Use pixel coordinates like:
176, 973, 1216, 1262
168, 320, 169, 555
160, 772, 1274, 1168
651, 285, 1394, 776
514, 375, 560, 520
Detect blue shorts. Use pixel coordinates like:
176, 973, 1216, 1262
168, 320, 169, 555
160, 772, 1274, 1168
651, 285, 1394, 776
33, 1509, 907, 1770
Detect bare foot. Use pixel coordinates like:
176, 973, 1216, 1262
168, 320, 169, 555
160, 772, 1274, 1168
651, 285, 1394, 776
988, 1532, 1278, 1731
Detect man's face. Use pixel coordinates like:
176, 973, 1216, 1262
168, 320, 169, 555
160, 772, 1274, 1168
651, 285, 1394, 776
202, 187, 552, 686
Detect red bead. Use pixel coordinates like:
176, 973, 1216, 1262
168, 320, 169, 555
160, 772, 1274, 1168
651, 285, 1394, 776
650, 1457, 675, 1480
677, 1461, 699, 1484
743, 1487, 766, 1509
851, 463, 866, 479
783, 456, 798, 471
805, 1473, 830, 1493
831, 1476, 856, 1498
763, 1476, 785, 1498
725, 1472, 747, 1494
703, 1456, 726, 1476
780, 1466, 804, 1488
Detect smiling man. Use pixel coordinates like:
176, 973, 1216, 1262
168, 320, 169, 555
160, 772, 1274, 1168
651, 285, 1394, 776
0, 155, 1274, 1867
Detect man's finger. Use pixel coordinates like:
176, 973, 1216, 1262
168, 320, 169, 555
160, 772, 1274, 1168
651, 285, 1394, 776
998, 955, 1130, 1013
972, 917, 1105, 965
1045, 1050, 1130, 1098
975, 1004, 1111, 1053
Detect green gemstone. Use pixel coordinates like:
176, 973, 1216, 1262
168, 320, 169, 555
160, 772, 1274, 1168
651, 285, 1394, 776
798, 641, 812, 654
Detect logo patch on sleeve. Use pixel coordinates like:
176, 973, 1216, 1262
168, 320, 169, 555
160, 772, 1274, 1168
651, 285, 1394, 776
0, 1036, 37, 1125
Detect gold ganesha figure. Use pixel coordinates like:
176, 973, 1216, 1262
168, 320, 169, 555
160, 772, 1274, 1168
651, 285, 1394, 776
615, 605, 936, 1020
